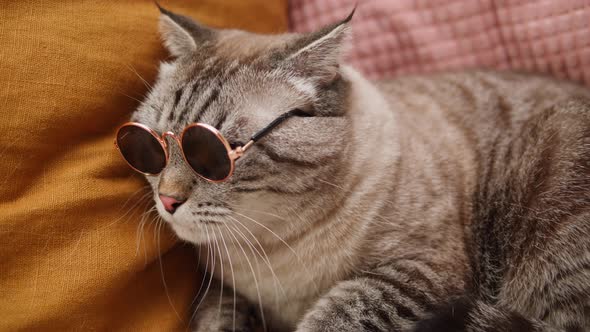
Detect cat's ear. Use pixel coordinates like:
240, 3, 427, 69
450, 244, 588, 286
157, 4, 214, 57
286, 9, 354, 84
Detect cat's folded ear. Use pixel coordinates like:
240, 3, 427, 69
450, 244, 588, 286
285, 8, 355, 84
157, 4, 215, 57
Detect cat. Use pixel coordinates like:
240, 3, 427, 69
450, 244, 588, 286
128, 5, 590, 332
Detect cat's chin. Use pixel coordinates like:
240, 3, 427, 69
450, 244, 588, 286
154, 206, 208, 244
163, 216, 214, 244
167, 221, 207, 244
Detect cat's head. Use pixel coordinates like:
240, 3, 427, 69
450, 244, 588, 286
132, 6, 354, 244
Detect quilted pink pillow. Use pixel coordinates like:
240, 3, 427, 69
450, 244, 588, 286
290, 0, 590, 85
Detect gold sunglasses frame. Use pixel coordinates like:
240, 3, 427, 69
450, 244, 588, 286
114, 109, 307, 183
114, 122, 254, 183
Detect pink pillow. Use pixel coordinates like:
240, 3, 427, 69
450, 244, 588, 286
290, 0, 590, 85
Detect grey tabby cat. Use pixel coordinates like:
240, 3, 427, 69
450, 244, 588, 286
128, 5, 590, 332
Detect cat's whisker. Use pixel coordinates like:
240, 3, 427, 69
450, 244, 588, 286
209, 196, 288, 223
125, 63, 153, 91
217, 220, 237, 332
145, 207, 158, 253
118, 91, 146, 105
243, 203, 308, 242
231, 210, 320, 293
227, 215, 286, 300
156, 217, 182, 322
228, 218, 282, 314
100, 200, 152, 246
223, 223, 267, 332
231, 211, 295, 254
190, 225, 217, 324
119, 185, 151, 213
226, 204, 288, 221
135, 205, 156, 260
188, 236, 211, 326
137, 211, 151, 264
102, 191, 153, 231
210, 226, 225, 321
152, 211, 160, 245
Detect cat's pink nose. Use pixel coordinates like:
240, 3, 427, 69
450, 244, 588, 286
159, 195, 186, 214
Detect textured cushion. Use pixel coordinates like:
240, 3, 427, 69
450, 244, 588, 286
0, 1, 286, 330
290, 0, 590, 84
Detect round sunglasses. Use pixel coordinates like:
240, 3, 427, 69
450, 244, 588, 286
114, 109, 309, 182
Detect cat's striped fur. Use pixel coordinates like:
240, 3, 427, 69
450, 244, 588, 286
131, 6, 590, 332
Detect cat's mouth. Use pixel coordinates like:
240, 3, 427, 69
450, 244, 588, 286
160, 212, 227, 226
194, 219, 223, 225
165, 219, 217, 244
157, 208, 229, 225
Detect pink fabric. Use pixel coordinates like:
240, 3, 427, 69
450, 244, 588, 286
289, 0, 590, 85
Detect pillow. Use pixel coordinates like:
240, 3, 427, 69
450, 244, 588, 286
0, 1, 287, 330
290, 0, 590, 84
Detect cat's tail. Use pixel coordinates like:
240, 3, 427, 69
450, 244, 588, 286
413, 298, 561, 332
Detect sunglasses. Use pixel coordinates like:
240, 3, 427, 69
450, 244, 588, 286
115, 109, 309, 182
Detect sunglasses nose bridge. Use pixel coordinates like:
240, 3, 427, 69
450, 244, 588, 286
161, 131, 190, 172
162, 131, 178, 140
161, 131, 182, 147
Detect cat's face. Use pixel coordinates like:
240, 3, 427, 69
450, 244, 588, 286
131, 7, 353, 244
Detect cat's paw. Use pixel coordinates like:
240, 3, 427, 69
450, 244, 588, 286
191, 305, 258, 332
412, 298, 472, 332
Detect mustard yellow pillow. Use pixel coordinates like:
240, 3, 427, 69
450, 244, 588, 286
0, 1, 287, 330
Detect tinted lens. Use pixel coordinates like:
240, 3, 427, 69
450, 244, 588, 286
182, 125, 232, 181
116, 125, 166, 174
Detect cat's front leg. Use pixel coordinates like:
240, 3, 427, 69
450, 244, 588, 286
296, 259, 459, 332
191, 278, 258, 332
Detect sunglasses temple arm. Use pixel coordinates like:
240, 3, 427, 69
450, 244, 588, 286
236, 109, 311, 157
240, 140, 255, 153
248, 109, 311, 145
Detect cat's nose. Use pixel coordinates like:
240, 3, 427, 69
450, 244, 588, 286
159, 195, 186, 214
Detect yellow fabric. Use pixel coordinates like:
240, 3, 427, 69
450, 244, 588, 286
0, 1, 287, 330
